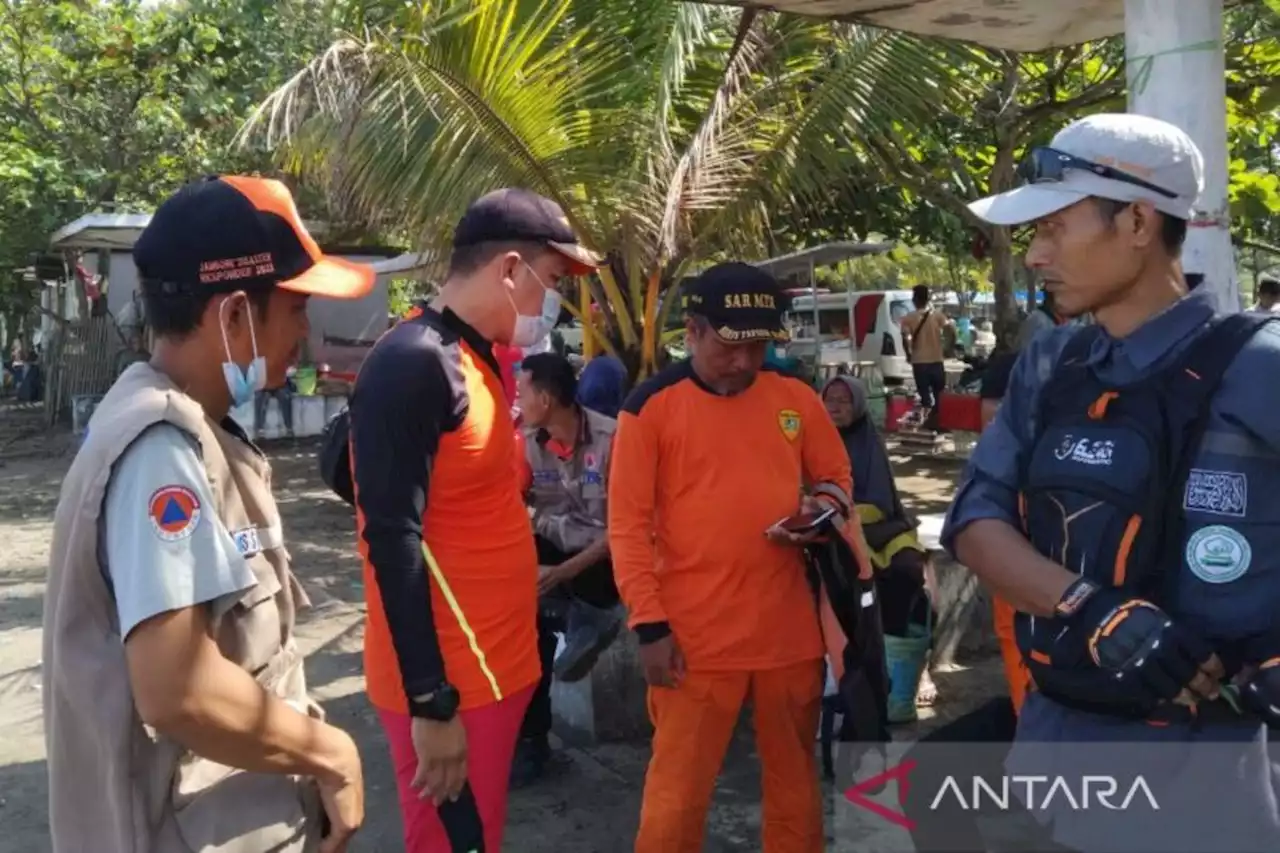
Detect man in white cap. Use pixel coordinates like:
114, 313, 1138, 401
941, 114, 1280, 852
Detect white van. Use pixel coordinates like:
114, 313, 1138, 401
782, 290, 915, 383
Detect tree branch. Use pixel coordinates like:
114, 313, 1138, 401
862, 133, 988, 234
1017, 72, 1124, 129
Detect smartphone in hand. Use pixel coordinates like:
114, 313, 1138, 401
769, 507, 838, 537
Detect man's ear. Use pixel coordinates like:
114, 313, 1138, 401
684, 317, 699, 344
1127, 200, 1160, 249
498, 251, 523, 284
209, 293, 239, 331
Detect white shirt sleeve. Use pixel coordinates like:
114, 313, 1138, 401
102, 423, 257, 640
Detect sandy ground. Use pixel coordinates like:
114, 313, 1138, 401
0, 427, 1003, 853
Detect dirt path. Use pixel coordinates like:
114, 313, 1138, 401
0, 438, 1002, 852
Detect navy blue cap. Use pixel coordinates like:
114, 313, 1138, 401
453, 188, 600, 274
684, 262, 789, 343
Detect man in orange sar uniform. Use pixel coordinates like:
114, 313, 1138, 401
609, 262, 856, 853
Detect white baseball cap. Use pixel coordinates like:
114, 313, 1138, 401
968, 113, 1204, 226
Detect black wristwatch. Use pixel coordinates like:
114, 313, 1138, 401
408, 683, 460, 721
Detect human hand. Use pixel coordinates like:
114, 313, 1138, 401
765, 495, 839, 546
1060, 580, 1222, 706
765, 522, 824, 546
410, 716, 468, 806
317, 728, 365, 853
639, 634, 686, 688
537, 564, 566, 596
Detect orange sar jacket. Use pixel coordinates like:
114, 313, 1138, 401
608, 361, 863, 670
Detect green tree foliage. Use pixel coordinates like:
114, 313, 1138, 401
1226, 3, 1280, 249
796, 6, 1280, 340
0, 0, 349, 322
245, 0, 979, 374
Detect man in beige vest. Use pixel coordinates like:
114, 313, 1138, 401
512, 352, 623, 785
43, 176, 374, 853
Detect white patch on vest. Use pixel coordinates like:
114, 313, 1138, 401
232, 526, 263, 557
1183, 469, 1247, 518
583, 452, 603, 486
1186, 525, 1251, 584
1052, 435, 1114, 466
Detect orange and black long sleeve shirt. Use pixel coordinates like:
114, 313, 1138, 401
349, 304, 539, 713
608, 361, 853, 671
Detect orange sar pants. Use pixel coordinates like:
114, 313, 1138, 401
635, 659, 824, 853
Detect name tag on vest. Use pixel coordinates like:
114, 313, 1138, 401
232, 526, 263, 557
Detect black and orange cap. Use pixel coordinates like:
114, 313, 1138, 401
133, 175, 375, 300
453, 188, 601, 275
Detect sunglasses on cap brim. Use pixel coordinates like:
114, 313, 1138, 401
1017, 147, 1177, 200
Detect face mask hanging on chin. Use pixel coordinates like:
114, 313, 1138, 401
508, 262, 562, 348
220, 293, 267, 408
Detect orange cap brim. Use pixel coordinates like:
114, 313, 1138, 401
279, 255, 376, 299
549, 241, 602, 276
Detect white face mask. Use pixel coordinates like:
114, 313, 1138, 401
508, 261, 562, 348
219, 294, 267, 408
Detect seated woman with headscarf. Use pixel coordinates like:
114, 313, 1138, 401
820, 375, 935, 703
822, 377, 928, 581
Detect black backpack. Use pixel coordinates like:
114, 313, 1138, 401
1015, 312, 1275, 718
319, 407, 356, 506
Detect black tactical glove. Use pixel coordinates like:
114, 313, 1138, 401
1054, 577, 1217, 705
1239, 660, 1280, 727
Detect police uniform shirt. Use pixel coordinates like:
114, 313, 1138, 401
941, 288, 1280, 851
100, 424, 257, 640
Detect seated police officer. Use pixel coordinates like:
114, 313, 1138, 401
513, 352, 623, 785
943, 113, 1280, 853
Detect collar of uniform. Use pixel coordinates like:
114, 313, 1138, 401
1087, 287, 1215, 373
220, 415, 266, 459
534, 405, 590, 450
422, 304, 500, 377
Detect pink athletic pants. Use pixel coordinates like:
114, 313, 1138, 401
377, 684, 534, 852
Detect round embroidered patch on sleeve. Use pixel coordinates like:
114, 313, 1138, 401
148, 485, 202, 542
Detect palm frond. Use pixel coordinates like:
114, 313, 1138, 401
243, 0, 980, 367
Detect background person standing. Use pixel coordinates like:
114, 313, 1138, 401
609, 262, 854, 853
900, 284, 954, 426
1252, 272, 1280, 312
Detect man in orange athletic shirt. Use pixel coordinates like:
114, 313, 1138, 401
609, 262, 854, 853
348, 189, 599, 852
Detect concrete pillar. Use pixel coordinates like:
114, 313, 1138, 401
1124, 0, 1239, 312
